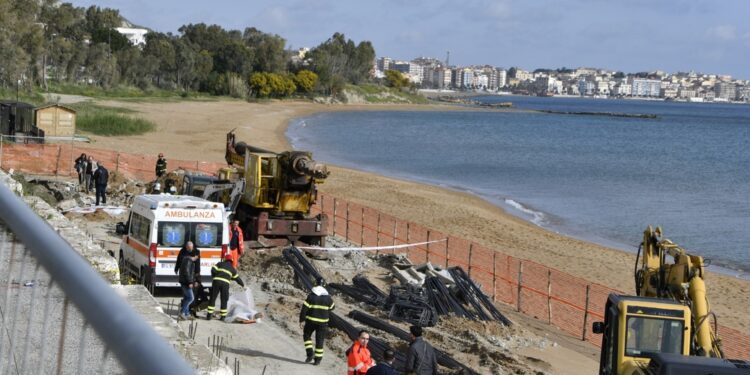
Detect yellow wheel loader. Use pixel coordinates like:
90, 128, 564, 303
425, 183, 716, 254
592, 226, 749, 374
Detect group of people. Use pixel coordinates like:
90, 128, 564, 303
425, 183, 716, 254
174, 220, 246, 321
161, 146, 436, 373
299, 278, 438, 374
74, 153, 109, 206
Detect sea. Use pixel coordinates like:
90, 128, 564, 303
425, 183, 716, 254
287, 96, 750, 277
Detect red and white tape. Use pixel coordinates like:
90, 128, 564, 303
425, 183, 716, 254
295, 238, 447, 252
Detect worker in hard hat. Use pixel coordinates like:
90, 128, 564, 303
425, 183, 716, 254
152, 182, 162, 194
207, 252, 245, 321
299, 277, 335, 365
155, 153, 167, 178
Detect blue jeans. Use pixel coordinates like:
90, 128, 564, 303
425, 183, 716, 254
180, 284, 194, 316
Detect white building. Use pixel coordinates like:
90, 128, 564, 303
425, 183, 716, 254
376, 57, 392, 72
613, 83, 632, 96
497, 69, 507, 88
578, 79, 596, 96
115, 27, 149, 46
535, 76, 562, 94
514, 69, 533, 81
631, 78, 661, 97
715, 82, 736, 100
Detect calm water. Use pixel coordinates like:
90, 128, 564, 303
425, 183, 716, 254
287, 96, 750, 275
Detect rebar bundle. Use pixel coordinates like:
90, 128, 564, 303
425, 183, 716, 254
448, 267, 512, 326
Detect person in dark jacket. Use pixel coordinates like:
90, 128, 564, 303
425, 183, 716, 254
404, 326, 438, 375
84, 155, 95, 193
92, 162, 109, 206
155, 153, 167, 178
367, 349, 397, 375
207, 252, 245, 321
300, 277, 335, 365
174, 241, 201, 277
176, 241, 199, 320
74, 153, 87, 185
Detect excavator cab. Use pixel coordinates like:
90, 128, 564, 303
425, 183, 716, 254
594, 294, 691, 375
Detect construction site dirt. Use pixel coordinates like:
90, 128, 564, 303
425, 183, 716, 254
22, 173, 599, 374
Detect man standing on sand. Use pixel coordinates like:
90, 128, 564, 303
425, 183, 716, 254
176, 241, 199, 320
404, 326, 437, 375
93, 162, 109, 206
155, 153, 167, 178
85, 155, 96, 193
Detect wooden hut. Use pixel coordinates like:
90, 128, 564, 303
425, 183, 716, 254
0, 100, 35, 136
34, 104, 76, 137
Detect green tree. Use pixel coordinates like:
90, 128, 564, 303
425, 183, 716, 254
143, 32, 176, 87
243, 27, 287, 73
307, 33, 376, 94
249, 72, 271, 97
294, 70, 318, 93
385, 70, 408, 89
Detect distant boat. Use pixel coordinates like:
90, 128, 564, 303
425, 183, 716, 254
537, 92, 554, 97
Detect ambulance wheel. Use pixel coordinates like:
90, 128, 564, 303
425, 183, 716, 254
140, 267, 155, 295
118, 251, 128, 284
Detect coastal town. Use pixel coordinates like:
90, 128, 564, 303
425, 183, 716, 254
3, 1, 750, 374
374, 55, 750, 102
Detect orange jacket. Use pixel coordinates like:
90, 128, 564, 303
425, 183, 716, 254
347, 341, 374, 375
229, 225, 244, 255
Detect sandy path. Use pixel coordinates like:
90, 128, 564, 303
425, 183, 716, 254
82, 98, 750, 335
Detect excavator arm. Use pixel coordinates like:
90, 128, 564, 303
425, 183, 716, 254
635, 226, 723, 358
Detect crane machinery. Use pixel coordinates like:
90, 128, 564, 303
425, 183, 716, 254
154, 131, 329, 247
592, 226, 749, 375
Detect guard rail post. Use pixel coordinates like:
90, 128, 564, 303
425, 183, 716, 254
0, 183, 196, 374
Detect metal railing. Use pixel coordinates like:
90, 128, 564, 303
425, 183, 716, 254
0, 183, 196, 374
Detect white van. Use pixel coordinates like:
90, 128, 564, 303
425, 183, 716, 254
117, 194, 229, 292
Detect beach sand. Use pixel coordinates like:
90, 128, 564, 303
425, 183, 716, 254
84, 98, 750, 334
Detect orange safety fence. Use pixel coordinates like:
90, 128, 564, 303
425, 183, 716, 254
3, 144, 750, 358
313, 192, 750, 356
0, 142, 225, 182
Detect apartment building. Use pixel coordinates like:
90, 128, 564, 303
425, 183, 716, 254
631, 78, 661, 97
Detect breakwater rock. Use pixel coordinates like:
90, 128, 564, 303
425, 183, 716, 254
536, 109, 659, 119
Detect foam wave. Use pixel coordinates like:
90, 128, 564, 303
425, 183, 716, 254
504, 199, 546, 226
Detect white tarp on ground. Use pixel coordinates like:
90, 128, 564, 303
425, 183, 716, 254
225, 288, 262, 323
61, 205, 127, 216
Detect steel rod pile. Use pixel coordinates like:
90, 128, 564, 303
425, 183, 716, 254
349, 310, 480, 375
283, 247, 408, 371
282, 246, 324, 291
448, 267, 512, 326
387, 285, 439, 327
353, 275, 389, 302
423, 276, 476, 319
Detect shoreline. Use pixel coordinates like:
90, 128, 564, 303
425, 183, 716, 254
288, 116, 750, 280
83, 98, 750, 333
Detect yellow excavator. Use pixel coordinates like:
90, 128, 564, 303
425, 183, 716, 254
593, 226, 749, 374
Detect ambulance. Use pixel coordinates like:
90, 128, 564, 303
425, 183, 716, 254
117, 194, 229, 293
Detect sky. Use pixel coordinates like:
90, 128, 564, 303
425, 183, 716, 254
69, 0, 750, 79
